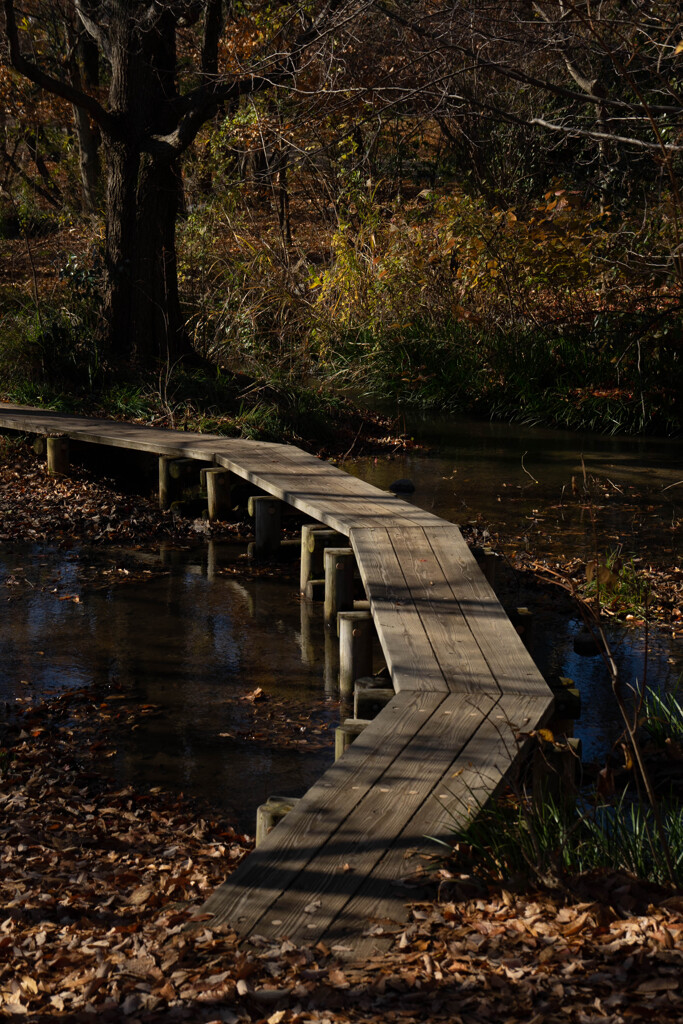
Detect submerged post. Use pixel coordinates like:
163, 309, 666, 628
205, 467, 231, 521
324, 547, 355, 625
338, 610, 373, 698
158, 455, 174, 509
47, 435, 69, 476
248, 495, 283, 556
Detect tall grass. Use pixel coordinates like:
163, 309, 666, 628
451, 687, 683, 889
174, 184, 683, 436
453, 788, 683, 888
643, 689, 683, 748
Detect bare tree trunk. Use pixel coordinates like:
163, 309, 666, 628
65, 22, 101, 213
103, 138, 188, 366
133, 154, 186, 365
103, 136, 139, 362
72, 104, 100, 213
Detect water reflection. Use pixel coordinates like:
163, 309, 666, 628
0, 543, 338, 830
343, 415, 682, 762
344, 414, 682, 563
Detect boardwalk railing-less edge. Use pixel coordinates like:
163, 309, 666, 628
0, 403, 554, 955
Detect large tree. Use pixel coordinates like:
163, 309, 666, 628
2, 0, 365, 367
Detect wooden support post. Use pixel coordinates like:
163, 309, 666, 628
532, 737, 582, 814
200, 465, 234, 494
481, 546, 498, 588
548, 677, 581, 736
511, 607, 534, 650
300, 523, 329, 594
334, 718, 372, 760
255, 796, 300, 847
47, 435, 69, 476
338, 610, 374, 698
353, 678, 395, 719
205, 467, 231, 521
299, 597, 316, 666
304, 578, 325, 601
324, 547, 355, 625
248, 495, 283, 556
324, 628, 339, 697
206, 540, 216, 580
158, 455, 175, 509
303, 526, 346, 602
168, 457, 196, 480
307, 528, 345, 582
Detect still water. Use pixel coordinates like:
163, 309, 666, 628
1, 542, 339, 830
2, 416, 681, 823
342, 414, 683, 761
343, 414, 683, 563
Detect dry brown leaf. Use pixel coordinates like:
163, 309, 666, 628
635, 977, 680, 993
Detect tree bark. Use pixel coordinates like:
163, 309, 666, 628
72, 103, 100, 213
3, 0, 347, 369
103, 137, 188, 366
75, 33, 101, 213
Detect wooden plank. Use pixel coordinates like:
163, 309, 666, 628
426, 527, 551, 699
384, 526, 502, 695
213, 447, 450, 533
0, 403, 448, 533
334, 693, 555, 955
350, 527, 449, 693
243, 693, 497, 943
201, 690, 446, 930
0, 403, 224, 458
2, 401, 556, 952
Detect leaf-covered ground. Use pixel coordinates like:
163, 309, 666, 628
1, 438, 683, 1022
0, 439, 246, 548
2, 682, 683, 1022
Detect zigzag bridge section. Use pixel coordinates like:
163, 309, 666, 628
0, 403, 554, 956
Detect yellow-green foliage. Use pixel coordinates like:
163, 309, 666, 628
313, 186, 621, 338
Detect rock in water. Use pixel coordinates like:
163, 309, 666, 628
388, 478, 415, 494
573, 628, 603, 657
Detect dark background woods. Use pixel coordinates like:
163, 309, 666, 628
1, 1, 682, 436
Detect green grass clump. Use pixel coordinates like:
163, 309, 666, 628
643, 689, 683, 749
452, 791, 683, 888
582, 551, 652, 619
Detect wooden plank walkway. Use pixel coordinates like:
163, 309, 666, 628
0, 402, 555, 953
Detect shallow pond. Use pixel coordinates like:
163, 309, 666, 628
2, 416, 682, 824
343, 414, 683, 563
1, 541, 339, 830
343, 414, 683, 761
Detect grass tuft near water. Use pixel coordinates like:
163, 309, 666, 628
451, 789, 683, 889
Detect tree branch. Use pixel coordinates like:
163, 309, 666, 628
3, 0, 115, 132
74, 0, 111, 59
375, 1, 683, 117
145, 0, 352, 157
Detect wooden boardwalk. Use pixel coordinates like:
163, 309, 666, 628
0, 402, 554, 953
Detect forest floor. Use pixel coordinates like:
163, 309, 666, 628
1, 440, 683, 1022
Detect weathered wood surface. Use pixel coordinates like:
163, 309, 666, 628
0, 401, 555, 952
341, 693, 554, 956
0, 402, 447, 533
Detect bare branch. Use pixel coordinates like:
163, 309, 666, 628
3, 0, 115, 133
